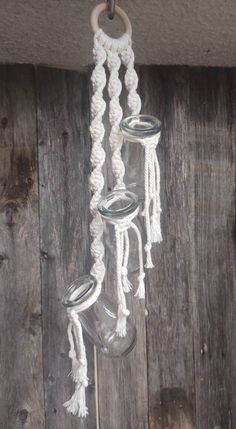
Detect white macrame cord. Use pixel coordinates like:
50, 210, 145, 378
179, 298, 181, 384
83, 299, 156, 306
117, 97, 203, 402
64, 5, 162, 419
95, 29, 146, 336
64, 31, 107, 418
105, 204, 146, 336
121, 130, 163, 267
142, 133, 163, 267
64, 283, 102, 417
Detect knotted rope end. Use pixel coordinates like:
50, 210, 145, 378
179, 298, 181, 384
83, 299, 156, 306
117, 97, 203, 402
135, 273, 145, 299
63, 387, 89, 418
116, 305, 130, 337
121, 267, 132, 293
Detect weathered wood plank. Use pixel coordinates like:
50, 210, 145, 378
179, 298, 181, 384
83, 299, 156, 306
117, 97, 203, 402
0, 65, 45, 428
1, 64, 235, 429
190, 68, 236, 429
141, 66, 236, 429
37, 67, 96, 429
140, 67, 196, 429
96, 69, 149, 429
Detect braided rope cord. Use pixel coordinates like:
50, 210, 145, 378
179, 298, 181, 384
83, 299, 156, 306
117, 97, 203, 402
64, 32, 107, 419
89, 33, 107, 285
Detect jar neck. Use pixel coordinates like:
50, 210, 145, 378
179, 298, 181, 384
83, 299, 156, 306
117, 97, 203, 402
62, 275, 101, 312
120, 114, 161, 141
98, 189, 139, 224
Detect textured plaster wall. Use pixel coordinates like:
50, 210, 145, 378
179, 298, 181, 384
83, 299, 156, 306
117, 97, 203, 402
0, 0, 236, 67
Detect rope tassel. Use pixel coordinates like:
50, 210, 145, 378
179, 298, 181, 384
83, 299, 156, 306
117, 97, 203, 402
142, 135, 162, 267
113, 213, 146, 337
64, 314, 89, 418
150, 150, 162, 243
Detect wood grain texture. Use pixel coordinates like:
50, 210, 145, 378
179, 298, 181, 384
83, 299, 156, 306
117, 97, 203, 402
140, 67, 236, 429
190, 68, 236, 429
0, 65, 44, 428
95, 72, 149, 429
140, 67, 196, 429
0, 65, 235, 429
37, 67, 96, 429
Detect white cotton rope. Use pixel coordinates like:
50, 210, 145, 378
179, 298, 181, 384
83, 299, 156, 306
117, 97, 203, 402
64, 31, 107, 419
64, 3, 157, 419
140, 133, 163, 266
121, 41, 141, 115
94, 29, 146, 330
97, 28, 162, 268
121, 130, 163, 267
64, 282, 102, 418
89, 32, 107, 285
104, 205, 145, 336
121, 36, 163, 267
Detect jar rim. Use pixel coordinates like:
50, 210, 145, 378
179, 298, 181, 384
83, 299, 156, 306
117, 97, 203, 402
62, 275, 97, 308
98, 189, 139, 219
120, 114, 161, 137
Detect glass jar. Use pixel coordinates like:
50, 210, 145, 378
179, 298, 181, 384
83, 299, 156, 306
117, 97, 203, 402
120, 115, 163, 268
62, 275, 136, 357
98, 189, 145, 280
120, 114, 162, 199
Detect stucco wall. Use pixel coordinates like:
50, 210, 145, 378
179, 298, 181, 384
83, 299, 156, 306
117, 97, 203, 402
0, 0, 236, 67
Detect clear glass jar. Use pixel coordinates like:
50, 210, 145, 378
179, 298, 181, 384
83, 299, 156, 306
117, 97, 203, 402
120, 114, 163, 268
120, 114, 162, 201
62, 275, 136, 357
98, 189, 145, 278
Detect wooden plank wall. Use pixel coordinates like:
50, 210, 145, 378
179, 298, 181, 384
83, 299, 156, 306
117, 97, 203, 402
0, 65, 235, 429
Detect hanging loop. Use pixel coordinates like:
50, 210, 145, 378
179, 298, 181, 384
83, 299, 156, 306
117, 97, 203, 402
91, 2, 132, 36
107, 0, 115, 20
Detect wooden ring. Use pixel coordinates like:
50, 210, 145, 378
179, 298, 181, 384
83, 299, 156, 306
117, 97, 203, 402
91, 2, 132, 36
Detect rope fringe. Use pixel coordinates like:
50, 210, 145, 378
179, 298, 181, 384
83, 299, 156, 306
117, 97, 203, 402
142, 135, 162, 267
64, 316, 89, 418
113, 209, 146, 336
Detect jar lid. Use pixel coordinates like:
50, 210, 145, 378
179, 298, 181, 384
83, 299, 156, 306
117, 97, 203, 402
62, 275, 97, 308
98, 189, 139, 220
120, 114, 161, 138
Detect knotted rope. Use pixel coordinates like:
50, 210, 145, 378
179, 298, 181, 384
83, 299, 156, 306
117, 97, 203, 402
89, 32, 107, 285
63, 281, 102, 417
97, 27, 162, 268
121, 130, 163, 267
64, 31, 107, 418
64, 3, 162, 417
97, 28, 141, 189
102, 203, 145, 337
94, 27, 146, 335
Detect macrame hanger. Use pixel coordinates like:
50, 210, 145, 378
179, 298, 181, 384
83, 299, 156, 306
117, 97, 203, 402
91, 4, 146, 337
91, 2, 133, 191
64, 1, 161, 419
64, 10, 108, 417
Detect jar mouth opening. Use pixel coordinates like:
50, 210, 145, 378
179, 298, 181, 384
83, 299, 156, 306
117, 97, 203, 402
120, 114, 161, 137
62, 275, 97, 308
98, 189, 139, 219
